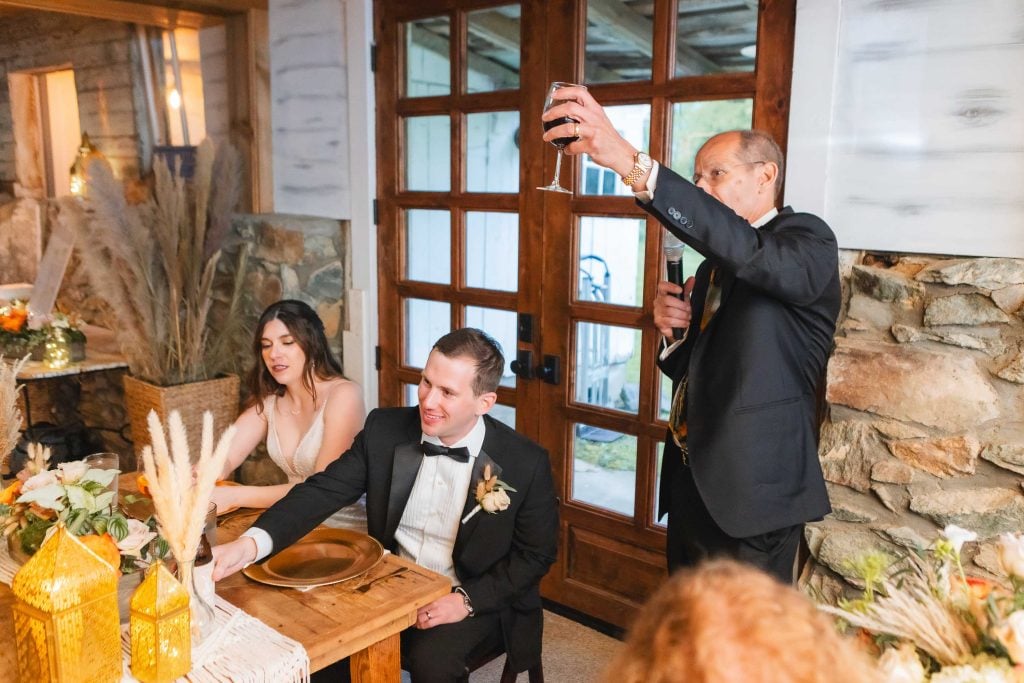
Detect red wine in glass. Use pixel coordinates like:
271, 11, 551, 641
538, 82, 586, 193
543, 115, 579, 149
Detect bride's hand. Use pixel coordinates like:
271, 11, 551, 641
210, 485, 241, 515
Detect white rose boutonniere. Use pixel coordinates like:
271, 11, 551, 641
462, 464, 517, 523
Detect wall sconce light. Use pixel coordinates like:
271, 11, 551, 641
69, 132, 105, 197
167, 88, 182, 110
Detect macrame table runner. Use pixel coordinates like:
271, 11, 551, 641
0, 542, 310, 682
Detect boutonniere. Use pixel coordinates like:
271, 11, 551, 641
462, 464, 517, 523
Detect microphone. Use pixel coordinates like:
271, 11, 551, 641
663, 230, 686, 341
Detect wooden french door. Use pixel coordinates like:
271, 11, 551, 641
375, 0, 796, 628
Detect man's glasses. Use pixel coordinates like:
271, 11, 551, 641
692, 160, 766, 186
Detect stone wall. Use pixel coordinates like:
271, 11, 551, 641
806, 252, 1024, 598
219, 212, 351, 486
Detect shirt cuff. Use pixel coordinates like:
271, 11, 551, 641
242, 527, 273, 564
633, 161, 661, 203
659, 337, 685, 361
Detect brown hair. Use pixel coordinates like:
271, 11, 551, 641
432, 328, 505, 396
245, 299, 345, 411
603, 559, 881, 683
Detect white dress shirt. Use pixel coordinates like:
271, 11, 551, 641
243, 416, 487, 586
393, 416, 485, 584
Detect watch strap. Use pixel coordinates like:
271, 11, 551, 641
622, 152, 652, 186
454, 586, 475, 617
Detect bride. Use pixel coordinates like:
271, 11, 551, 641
211, 300, 365, 526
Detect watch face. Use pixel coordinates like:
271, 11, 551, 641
637, 152, 652, 168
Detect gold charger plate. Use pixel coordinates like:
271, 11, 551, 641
243, 527, 384, 588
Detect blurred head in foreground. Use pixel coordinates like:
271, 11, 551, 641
603, 559, 881, 683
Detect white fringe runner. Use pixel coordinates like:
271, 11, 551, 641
1, 542, 310, 682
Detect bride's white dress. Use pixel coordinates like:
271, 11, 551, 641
265, 394, 367, 533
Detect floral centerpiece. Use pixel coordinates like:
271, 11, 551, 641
0, 301, 87, 361
0, 446, 162, 572
821, 525, 1024, 682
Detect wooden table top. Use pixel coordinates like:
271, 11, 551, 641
0, 476, 451, 676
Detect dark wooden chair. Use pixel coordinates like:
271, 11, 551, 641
456, 645, 544, 683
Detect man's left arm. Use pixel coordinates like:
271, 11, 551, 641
460, 450, 559, 614
648, 167, 838, 306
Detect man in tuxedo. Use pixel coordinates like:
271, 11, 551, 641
544, 88, 837, 584
212, 328, 559, 681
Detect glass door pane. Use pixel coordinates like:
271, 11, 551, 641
669, 99, 753, 179
584, 0, 652, 84
676, 3, 759, 77
466, 110, 520, 192
577, 216, 646, 307
572, 422, 637, 517
466, 4, 521, 93
405, 16, 451, 97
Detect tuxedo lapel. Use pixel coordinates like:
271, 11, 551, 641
453, 446, 502, 560
385, 442, 423, 543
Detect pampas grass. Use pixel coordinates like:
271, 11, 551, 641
139, 409, 235, 567
73, 140, 244, 386
0, 355, 28, 475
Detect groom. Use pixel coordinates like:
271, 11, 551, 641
212, 328, 559, 682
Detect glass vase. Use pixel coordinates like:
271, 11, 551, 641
176, 558, 216, 645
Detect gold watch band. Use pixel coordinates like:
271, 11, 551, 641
621, 153, 651, 186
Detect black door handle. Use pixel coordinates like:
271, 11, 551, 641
509, 350, 534, 380
537, 355, 560, 385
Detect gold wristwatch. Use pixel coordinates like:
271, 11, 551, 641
622, 151, 653, 186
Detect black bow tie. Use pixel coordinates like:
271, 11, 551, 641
421, 442, 471, 463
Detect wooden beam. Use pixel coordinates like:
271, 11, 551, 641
225, 8, 272, 212
0, 0, 217, 29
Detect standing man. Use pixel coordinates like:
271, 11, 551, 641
213, 328, 559, 681
544, 88, 837, 583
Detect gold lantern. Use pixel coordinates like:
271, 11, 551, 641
11, 525, 122, 682
129, 560, 191, 682
68, 132, 105, 197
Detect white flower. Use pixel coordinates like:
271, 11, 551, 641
929, 654, 1016, 683
877, 644, 926, 683
997, 533, 1024, 580
480, 489, 511, 513
115, 518, 157, 558
992, 610, 1024, 665
22, 469, 59, 492
941, 524, 978, 554
57, 460, 89, 484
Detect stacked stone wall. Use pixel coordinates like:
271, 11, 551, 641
807, 252, 1024, 597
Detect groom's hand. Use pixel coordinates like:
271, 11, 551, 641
415, 593, 469, 629
212, 537, 257, 581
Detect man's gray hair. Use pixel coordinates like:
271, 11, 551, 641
736, 130, 784, 199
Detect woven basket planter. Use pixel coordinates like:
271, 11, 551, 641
122, 374, 240, 460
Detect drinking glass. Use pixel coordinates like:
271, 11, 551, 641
84, 452, 120, 504
538, 81, 586, 193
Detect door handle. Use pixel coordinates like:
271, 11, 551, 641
537, 355, 560, 385
509, 350, 534, 380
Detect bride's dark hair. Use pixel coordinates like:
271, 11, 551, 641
246, 299, 345, 411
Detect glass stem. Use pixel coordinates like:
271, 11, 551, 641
552, 149, 564, 187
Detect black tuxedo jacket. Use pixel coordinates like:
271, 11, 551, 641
647, 166, 837, 538
253, 407, 559, 671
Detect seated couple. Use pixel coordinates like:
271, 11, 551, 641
212, 327, 560, 683
211, 300, 367, 531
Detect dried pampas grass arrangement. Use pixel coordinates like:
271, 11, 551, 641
72, 139, 245, 386
139, 409, 235, 567
0, 355, 28, 475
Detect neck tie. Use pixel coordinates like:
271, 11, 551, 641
421, 442, 471, 463
667, 266, 722, 462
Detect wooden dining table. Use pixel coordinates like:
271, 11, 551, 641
0, 474, 451, 683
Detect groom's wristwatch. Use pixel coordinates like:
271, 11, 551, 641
454, 587, 475, 617
622, 151, 653, 186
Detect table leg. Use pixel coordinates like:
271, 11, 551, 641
350, 633, 401, 683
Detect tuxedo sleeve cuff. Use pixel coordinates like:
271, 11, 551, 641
242, 527, 273, 564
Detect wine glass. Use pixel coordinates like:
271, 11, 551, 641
538, 81, 586, 193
